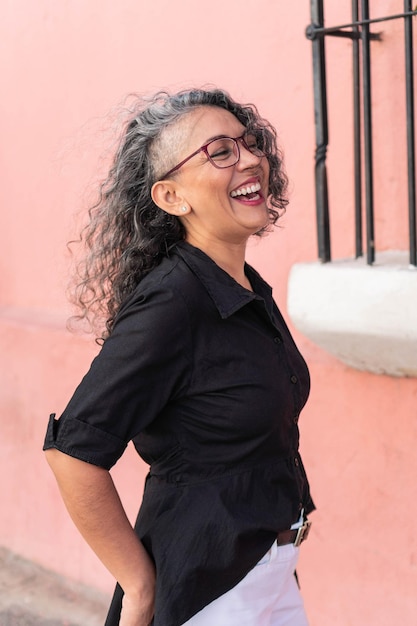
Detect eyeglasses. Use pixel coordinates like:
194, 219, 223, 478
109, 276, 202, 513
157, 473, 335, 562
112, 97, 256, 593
160, 131, 266, 179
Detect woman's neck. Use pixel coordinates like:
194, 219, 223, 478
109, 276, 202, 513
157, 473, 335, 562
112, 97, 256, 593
185, 234, 252, 290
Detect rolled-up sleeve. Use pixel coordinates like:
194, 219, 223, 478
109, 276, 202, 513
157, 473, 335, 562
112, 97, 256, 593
43, 282, 192, 469
43, 413, 127, 469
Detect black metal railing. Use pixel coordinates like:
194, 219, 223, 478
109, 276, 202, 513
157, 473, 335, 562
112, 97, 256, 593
306, 0, 417, 266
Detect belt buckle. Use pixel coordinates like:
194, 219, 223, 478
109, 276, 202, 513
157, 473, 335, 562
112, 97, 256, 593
294, 519, 311, 547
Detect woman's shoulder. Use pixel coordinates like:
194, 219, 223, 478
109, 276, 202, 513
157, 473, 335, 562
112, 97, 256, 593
142, 250, 207, 297
118, 250, 210, 320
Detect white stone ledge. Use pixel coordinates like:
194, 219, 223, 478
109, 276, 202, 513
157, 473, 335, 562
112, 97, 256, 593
287, 251, 417, 377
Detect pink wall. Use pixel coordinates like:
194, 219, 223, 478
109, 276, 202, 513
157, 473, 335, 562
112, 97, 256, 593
1, 1, 416, 624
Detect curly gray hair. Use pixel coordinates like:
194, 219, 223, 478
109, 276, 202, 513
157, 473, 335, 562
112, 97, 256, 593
70, 88, 288, 341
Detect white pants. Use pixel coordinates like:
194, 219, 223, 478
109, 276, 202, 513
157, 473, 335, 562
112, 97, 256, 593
181, 542, 309, 626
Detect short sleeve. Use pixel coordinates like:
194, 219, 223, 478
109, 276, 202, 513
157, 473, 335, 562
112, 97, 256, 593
43, 283, 192, 469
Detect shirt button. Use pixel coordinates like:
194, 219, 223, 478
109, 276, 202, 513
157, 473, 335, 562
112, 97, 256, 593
293, 414, 299, 424
290, 375, 298, 384
274, 336, 281, 344
294, 457, 299, 467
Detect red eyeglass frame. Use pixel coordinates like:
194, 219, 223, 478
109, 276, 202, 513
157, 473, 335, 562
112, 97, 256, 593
159, 133, 264, 180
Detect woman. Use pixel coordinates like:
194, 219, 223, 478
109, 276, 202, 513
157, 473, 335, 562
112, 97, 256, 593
44, 88, 314, 626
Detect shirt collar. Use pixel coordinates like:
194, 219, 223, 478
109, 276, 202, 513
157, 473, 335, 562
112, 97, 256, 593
174, 241, 274, 319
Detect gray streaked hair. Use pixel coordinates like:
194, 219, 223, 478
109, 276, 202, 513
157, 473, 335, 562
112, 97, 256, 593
69, 88, 288, 341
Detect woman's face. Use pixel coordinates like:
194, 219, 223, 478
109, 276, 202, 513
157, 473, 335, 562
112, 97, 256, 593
169, 106, 271, 247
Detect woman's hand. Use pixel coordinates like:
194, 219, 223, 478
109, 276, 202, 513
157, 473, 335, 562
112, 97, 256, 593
120, 588, 155, 626
120, 554, 156, 626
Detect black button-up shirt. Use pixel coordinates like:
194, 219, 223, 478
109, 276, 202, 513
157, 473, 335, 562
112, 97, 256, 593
44, 241, 314, 626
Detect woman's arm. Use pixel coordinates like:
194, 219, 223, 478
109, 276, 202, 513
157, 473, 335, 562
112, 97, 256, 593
45, 448, 155, 626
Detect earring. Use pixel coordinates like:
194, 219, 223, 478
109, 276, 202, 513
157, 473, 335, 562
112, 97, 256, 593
181, 206, 188, 213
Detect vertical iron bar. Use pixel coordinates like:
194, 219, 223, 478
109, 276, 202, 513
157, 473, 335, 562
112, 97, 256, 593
352, 0, 363, 257
361, 0, 375, 264
404, 0, 417, 266
311, 0, 331, 262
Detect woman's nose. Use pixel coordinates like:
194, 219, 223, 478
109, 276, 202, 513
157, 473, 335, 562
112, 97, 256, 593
237, 141, 263, 169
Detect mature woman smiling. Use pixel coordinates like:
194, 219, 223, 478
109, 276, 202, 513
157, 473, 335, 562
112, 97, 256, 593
44, 88, 314, 626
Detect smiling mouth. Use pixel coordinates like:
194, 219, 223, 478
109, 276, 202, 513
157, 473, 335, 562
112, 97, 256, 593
230, 181, 262, 200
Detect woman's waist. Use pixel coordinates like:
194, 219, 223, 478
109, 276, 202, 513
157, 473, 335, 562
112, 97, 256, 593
148, 451, 305, 485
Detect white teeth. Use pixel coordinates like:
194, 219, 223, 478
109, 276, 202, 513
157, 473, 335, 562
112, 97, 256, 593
230, 182, 261, 198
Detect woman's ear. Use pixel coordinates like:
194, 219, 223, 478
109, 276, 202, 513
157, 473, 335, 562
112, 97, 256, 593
151, 181, 189, 216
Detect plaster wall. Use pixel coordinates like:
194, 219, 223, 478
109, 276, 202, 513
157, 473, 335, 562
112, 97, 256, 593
1, 1, 416, 625
288, 252, 417, 376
